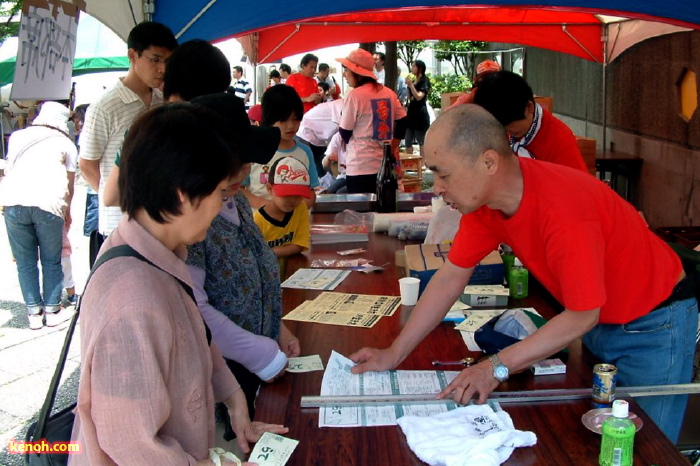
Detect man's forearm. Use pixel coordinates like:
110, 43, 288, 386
79, 158, 101, 191
499, 308, 600, 373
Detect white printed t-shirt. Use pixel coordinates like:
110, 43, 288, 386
339, 84, 406, 176
0, 126, 77, 218
79, 78, 163, 235
246, 142, 320, 199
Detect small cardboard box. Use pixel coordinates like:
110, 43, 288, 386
405, 244, 503, 295
461, 285, 510, 307
441, 91, 465, 109
531, 358, 567, 375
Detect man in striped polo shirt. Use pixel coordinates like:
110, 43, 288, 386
78, 22, 177, 266
229, 65, 252, 109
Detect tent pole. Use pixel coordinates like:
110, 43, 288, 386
602, 26, 609, 157
253, 63, 257, 106
144, 0, 154, 22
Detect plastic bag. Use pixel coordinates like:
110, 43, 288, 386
334, 210, 374, 228
311, 258, 372, 268
387, 221, 429, 241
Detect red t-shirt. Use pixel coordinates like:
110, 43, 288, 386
524, 109, 587, 172
448, 157, 680, 324
285, 73, 318, 113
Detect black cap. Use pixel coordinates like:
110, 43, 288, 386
190, 93, 280, 164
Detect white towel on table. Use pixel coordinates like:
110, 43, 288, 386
397, 404, 537, 466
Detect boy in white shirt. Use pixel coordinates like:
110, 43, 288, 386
243, 85, 320, 209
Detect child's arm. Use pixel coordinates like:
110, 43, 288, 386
241, 186, 269, 210
273, 205, 311, 257
303, 189, 316, 209
272, 243, 305, 257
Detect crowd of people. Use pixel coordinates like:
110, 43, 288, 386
0, 20, 695, 463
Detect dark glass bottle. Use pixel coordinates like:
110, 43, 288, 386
376, 142, 398, 213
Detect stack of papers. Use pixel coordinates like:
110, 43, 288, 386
319, 351, 462, 427
283, 292, 401, 328
281, 268, 350, 290
311, 224, 369, 244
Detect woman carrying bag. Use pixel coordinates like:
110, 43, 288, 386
69, 103, 286, 465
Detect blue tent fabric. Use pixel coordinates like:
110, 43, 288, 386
154, 0, 700, 44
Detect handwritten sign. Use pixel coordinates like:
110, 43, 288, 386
11, 0, 80, 100
249, 432, 299, 466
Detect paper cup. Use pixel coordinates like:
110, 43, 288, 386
431, 196, 446, 212
398, 277, 420, 306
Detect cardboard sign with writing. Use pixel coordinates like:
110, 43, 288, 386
11, 0, 81, 100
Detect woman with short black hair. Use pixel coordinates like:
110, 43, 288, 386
72, 103, 286, 465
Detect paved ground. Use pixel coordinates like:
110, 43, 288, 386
0, 179, 90, 465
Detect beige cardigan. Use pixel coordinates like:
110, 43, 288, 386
70, 216, 239, 465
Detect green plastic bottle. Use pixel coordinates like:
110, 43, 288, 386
599, 399, 635, 466
508, 258, 528, 299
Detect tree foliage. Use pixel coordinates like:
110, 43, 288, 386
433, 40, 487, 77
396, 40, 428, 71
427, 73, 471, 109
0, 0, 22, 44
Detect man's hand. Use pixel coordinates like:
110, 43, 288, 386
304, 93, 322, 104
348, 347, 400, 375
278, 323, 300, 358
437, 361, 500, 405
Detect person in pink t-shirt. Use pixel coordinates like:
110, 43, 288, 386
337, 48, 408, 193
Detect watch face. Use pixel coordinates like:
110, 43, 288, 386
494, 365, 509, 381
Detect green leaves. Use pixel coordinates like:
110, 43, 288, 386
426, 73, 472, 108
396, 40, 428, 70
0, 0, 22, 44
433, 40, 488, 76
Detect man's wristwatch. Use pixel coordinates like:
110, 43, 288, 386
489, 354, 509, 383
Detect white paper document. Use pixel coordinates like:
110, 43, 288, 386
310, 292, 401, 316
281, 269, 350, 290
454, 308, 509, 332
283, 301, 383, 328
318, 351, 461, 427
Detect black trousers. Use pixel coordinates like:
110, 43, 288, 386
346, 173, 378, 194
88, 231, 105, 268
308, 143, 327, 177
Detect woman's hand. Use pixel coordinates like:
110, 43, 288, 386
278, 323, 301, 358
224, 389, 289, 453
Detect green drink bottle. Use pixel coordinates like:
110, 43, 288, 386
599, 399, 635, 466
508, 258, 528, 299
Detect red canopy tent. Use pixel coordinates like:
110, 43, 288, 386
234, 7, 690, 64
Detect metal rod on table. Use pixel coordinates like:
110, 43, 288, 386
301, 383, 700, 408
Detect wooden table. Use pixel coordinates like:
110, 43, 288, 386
255, 214, 689, 465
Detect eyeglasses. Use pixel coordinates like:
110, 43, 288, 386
142, 54, 168, 66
